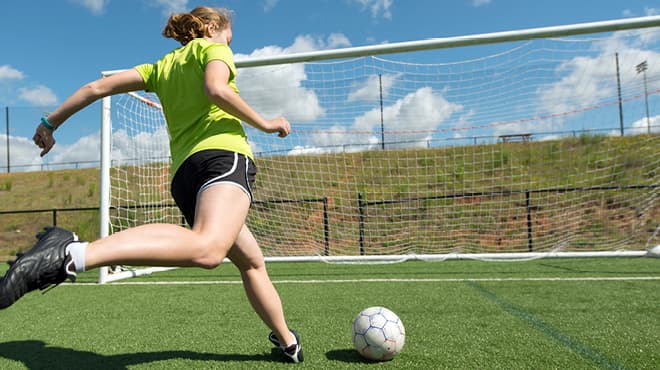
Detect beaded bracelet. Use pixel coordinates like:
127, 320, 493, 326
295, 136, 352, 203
40, 116, 56, 131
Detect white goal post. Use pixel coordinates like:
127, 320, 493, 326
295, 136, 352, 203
98, 16, 660, 283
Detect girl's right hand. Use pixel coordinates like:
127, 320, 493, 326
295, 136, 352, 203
33, 123, 56, 157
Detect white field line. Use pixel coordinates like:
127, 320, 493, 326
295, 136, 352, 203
69, 276, 660, 286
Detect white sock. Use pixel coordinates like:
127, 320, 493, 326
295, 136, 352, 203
65, 242, 88, 272
281, 331, 298, 349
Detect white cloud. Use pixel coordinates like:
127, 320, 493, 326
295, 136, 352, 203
644, 7, 659, 16
537, 55, 613, 117
262, 0, 279, 12
284, 34, 351, 53
595, 25, 660, 54
0, 127, 170, 172
471, 0, 492, 7
18, 85, 58, 106
235, 34, 352, 124
109, 127, 171, 163
350, 0, 393, 20
623, 6, 658, 17
347, 73, 399, 102
50, 133, 101, 165
0, 134, 44, 172
326, 33, 352, 49
368, 87, 462, 145
536, 29, 660, 132
461, 28, 660, 139
70, 0, 110, 15
43, 126, 171, 169
629, 114, 660, 135
235, 62, 324, 123
0, 65, 24, 80
153, 0, 189, 15
304, 87, 462, 152
452, 109, 477, 139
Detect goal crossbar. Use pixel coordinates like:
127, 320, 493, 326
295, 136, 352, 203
101, 16, 660, 75
234, 15, 660, 67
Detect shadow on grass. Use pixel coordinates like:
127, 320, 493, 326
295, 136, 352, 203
0, 340, 279, 369
326, 348, 374, 363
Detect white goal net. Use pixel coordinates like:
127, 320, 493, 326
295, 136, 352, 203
99, 17, 660, 282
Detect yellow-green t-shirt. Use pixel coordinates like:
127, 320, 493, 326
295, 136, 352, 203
134, 38, 253, 177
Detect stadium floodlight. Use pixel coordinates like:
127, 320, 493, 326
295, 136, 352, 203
635, 60, 651, 134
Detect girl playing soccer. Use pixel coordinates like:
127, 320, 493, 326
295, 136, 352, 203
0, 5, 303, 363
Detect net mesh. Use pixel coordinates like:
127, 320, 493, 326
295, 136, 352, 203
109, 29, 659, 259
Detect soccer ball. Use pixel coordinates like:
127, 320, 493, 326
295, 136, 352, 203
352, 306, 406, 361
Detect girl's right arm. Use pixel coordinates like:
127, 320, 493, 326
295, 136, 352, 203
33, 69, 147, 156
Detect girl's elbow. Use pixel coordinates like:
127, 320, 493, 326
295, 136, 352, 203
204, 86, 231, 105
203, 86, 216, 100
82, 80, 110, 99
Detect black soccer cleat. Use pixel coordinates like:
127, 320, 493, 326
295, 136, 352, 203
268, 329, 300, 347
0, 227, 78, 309
268, 331, 281, 348
282, 342, 304, 363
268, 329, 304, 363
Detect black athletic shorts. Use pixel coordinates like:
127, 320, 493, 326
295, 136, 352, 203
171, 149, 257, 227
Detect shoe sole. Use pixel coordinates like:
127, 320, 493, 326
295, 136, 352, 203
0, 227, 77, 309
283, 344, 304, 363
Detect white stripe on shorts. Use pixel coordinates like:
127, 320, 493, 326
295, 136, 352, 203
196, 152, 252, 203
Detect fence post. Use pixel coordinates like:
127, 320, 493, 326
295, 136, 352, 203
358, 192, 365, 255
323, 197, 330, 256
525, 190, 533, 252
379, 74, 385, 150
615, 53, 625, 137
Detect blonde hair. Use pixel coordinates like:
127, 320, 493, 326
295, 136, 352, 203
162, 6, 233, 46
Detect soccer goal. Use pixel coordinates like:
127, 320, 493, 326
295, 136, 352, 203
98, 16, 660, 283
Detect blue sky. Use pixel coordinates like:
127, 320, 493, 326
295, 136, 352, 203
0, 0, 658, 169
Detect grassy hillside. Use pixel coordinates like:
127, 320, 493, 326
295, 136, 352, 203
0, 134, 658, 259
249, 134, 658, 255
0, 168, 100, 257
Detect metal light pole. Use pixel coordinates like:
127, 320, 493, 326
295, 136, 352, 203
635, 60, 650, 134
5, 107, 9, 173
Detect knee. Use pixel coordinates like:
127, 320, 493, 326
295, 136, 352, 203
193, 238, 233, 269
243, 257, 266, 272
196, 259, 223, 270
238, 262, 269, 283
232, 252, 266, 273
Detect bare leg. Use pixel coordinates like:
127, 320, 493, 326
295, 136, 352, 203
228, 225, 296, 347
82, 184, 295, 345
84, 184, 250, 270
